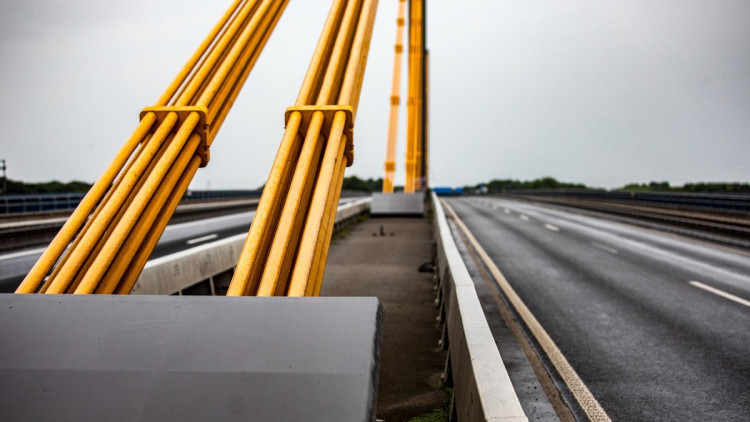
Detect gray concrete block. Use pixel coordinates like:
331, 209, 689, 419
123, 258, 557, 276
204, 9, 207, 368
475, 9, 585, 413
0, 294, 383, 422
371, 192, 425, 215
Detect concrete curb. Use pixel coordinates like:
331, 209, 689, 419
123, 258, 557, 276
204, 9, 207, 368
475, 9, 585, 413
432, 192, 528, 422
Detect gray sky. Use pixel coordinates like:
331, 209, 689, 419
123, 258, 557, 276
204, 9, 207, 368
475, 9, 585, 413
1, 0, 749, 190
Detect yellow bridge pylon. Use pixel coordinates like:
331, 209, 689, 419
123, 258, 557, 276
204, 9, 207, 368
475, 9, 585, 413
385, 0, 428, 194
382, 0, 407, 194
405, 0, 428, 193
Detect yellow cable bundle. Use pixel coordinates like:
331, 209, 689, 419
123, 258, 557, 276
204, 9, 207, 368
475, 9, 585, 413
17, 0, 289, 295
228, 0, 379, 297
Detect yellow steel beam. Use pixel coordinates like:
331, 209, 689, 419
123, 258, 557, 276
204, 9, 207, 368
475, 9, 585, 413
18, 0, 289, 295
315, 0, 364, 105
226, 114, 304, 296
75, 115, 201, 295
114, 156, 202, 295
309, 130, 348, 296
161, 0, 246, 105
229, 0, 379, 297
383, 0, 406, 193
293, 0, 377, 294
227, 0, 348, 297
418, 0, 428, 190
296, 0, 348, 105
404, 0, 425, 193
404, 0, 418, 193
45, 112, 182, 294
413, 2, 423, 192
287, 112, 348, 296
423, 49, 430, 189
256, 111, 327, 296
15, 116, 155, 294
96, 134, 203, 294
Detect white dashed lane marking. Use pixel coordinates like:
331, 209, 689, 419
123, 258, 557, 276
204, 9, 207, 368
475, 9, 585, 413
186, 233, 219, 245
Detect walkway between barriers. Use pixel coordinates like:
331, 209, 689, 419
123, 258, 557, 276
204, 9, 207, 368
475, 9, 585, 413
321, 214, 448, 421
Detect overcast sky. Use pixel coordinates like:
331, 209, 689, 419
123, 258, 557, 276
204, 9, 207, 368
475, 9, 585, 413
1, 0, 748, 190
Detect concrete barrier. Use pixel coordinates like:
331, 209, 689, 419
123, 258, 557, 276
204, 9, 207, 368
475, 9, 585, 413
0, 294, 383, 422
134, 198, 371, 295
431, 192, 528, 422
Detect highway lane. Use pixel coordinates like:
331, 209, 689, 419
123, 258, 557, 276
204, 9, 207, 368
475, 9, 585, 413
445, 196, 750, 421
0, 197, 364, 293
0, 211, 256, 293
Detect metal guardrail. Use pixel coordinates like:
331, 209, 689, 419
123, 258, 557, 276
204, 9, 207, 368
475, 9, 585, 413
0, 190, 263, 215
135, 198, 371, 295
503, 189, 750, 215
431, 192, 528, 422
504, 190, 750, 249
0, 198, 261, 253
0, 193, 85, 214
182, 189, 261, 201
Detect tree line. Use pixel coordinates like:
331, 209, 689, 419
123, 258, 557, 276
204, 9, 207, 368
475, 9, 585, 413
1, 179, 92, 194
2, 176, 386, 195
3, 176, 748, 195
618, 181, 750, 194
341, 176, 383, 192
471, 177, 750, 194
479, 177, 587, 192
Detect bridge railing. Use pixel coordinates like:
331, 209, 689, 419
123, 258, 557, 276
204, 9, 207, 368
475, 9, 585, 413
0, 191, 265, 215
182, 190, 262, 202
0, 193, 85, 214
431, 192, 528, 422
502, 189, 750, 215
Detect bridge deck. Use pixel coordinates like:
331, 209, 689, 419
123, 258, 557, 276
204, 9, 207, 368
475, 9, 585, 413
321, 216, 448, 421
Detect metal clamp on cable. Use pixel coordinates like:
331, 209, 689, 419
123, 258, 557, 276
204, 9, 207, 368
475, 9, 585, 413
285, 105, 355, 166
140, 106, 211, 167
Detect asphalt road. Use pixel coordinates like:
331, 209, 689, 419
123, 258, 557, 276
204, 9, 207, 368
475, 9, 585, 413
0, 197, 363, 293
0, 211, 256, 293
445, 196, 750, 421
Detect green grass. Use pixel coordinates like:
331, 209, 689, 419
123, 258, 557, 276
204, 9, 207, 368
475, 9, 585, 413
407, 407, 449, 422
407, 384, 452, 422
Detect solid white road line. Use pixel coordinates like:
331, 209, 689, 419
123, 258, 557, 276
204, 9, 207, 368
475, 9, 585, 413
504, 208, 511, 214
186, 233, 219, 245
591, 242, 618, 254
442, 199, 612, 422
544, 224, 560, 232
520, 214, 529, 221
689, 281, 750, 308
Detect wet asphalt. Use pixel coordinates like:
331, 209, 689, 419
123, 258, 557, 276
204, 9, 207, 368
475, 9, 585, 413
446, 196, 750, 421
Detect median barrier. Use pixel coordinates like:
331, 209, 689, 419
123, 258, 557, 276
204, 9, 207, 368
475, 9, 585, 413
0, 294, 383, 422
0, 198, 260, 252
135, 198, 371, 295
431, 192, 528, 422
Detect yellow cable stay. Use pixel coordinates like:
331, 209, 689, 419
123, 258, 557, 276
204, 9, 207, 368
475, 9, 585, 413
404, 0, 426, 193
382, 0, 407, 193
17, 0, 289, 295
228, 0, 379, 297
